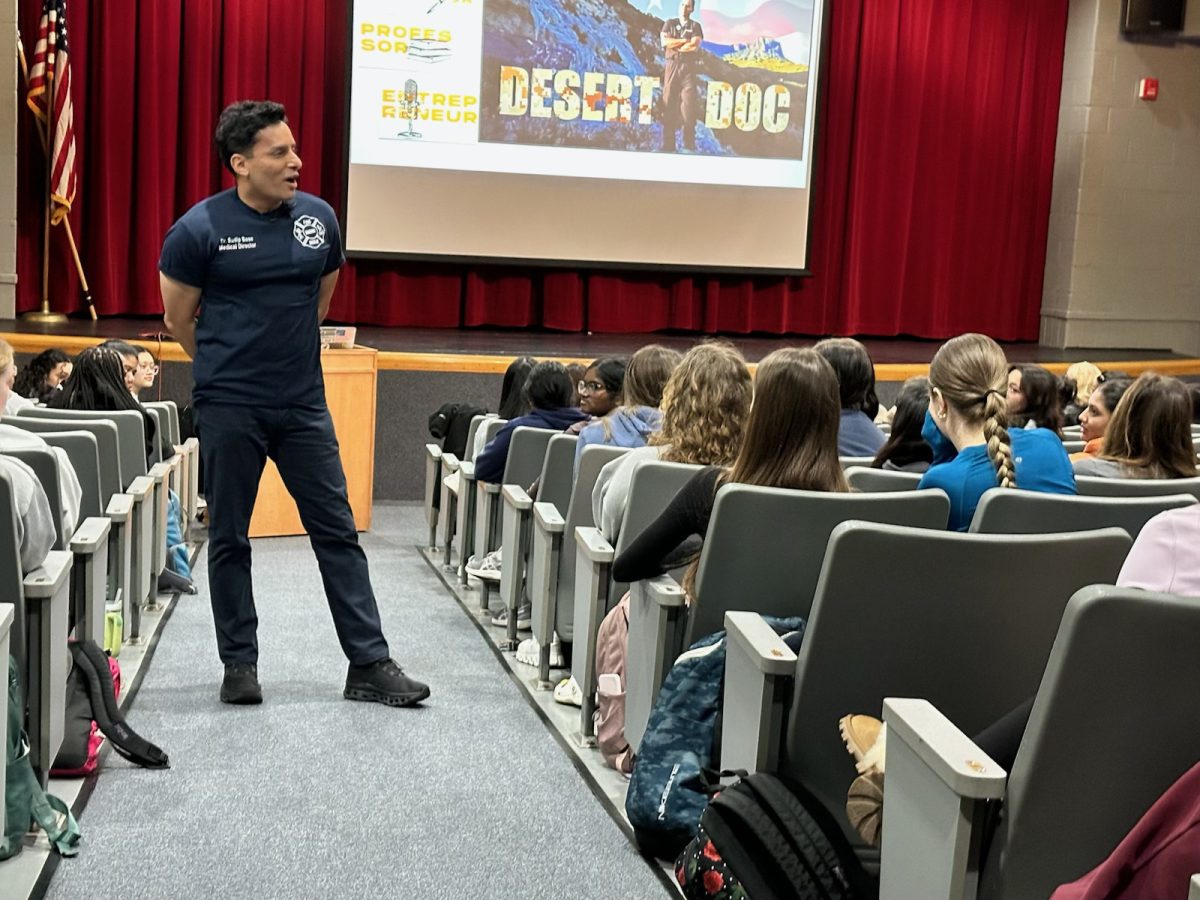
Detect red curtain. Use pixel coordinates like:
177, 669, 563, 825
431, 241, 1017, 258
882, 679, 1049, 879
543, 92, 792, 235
16, 0, 1068, 340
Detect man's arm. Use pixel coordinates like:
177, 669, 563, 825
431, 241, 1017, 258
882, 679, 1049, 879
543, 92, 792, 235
662, 35, 688, 49
317, 269, 340, 324
160, 272, 202, 359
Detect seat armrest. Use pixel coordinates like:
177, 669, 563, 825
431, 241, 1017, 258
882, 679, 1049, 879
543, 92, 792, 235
719, 610, 794, 773
645, 574, 687, 609
483, 481, 501, 495
725, 610, 797, 676
574, 526, 614, 564
425, 443, 443, 462
105, 492, 133, 522
1190, 874, 1200, 900
440, 453, 461, 474
459, 460, 475, 481
148, 461, 172, 482
23, 549, 72, 597
502, 484, 533, 510
879, 698, 1006, 900
126, 475, 154, 499
533, 502, 564, 533
69, 516, 111, 553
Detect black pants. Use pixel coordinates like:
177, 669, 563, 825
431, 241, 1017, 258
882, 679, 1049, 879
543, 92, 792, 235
661, 69, 698, 150
195, 401, 390, 667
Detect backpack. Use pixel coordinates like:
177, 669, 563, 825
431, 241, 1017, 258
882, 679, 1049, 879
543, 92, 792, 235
675, 772, 878, 900
50, 640, 170, 774
51, 650, 121, 776
594, 593, 633, 774
2, 656, 80, 861
626, 617, 804, 859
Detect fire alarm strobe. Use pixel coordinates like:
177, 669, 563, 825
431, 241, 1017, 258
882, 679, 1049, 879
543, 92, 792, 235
1139, 78, 1159, 101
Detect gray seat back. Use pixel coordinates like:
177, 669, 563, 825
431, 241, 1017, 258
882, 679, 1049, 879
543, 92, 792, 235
2, 447, 65, 549
688, 486, 950, 643
981, 586, 1200, 900
1061, 440, 1085, 454
538, 434, 579, 514
4, 415, 121, 503
36, 431, 104, 519
1075, 474, 1200, 500
839, 456, 875, 470
501, 426, 556, 488
0, 469, 28, 681
478, 417, 507, 455
144, 408, 164, 463
844, 467, 922, 492
18, 407, 146, 488
782, 522, 1132, 846
970, 488, 1197, 539
143, 400, 180, 444
463, 414, 490, 463
554, 444, 630, 640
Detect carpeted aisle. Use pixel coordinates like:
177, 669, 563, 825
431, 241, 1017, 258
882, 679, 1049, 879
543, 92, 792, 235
45, 503, 672, 900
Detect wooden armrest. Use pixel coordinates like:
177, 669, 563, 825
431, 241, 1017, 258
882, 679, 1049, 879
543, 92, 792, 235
23, 550, 72, 597
725, 610, 797, 676
459, 460, 475, 480
425, 443, 443, 460
69, 516, 111, 553
574, 526, 614, 563
502, 484, 533, 510
533, 502, 564, 532
645, 574, 687, 609
882, 698, 1006, 798
126, 476, 154, 499
483, 481, 501, 494
105, 493, 133, 522
148, 461, 171, 482
440, 453, 461, 474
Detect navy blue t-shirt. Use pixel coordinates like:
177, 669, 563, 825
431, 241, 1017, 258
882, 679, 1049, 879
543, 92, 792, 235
158, 189, 345, 407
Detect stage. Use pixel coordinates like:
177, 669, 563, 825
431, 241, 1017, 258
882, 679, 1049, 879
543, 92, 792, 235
4, 317, 1198, 502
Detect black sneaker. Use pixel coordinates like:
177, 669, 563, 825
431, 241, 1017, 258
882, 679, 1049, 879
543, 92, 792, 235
344, 658, 430, 707
220, 663, 263, 705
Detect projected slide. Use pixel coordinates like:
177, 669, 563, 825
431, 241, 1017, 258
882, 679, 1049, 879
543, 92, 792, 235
345, 0, 825, 271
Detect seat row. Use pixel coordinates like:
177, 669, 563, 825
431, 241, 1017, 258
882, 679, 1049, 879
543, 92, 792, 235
0, 401, 199, 795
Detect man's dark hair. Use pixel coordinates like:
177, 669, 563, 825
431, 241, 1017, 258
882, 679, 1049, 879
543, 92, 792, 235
523, 361, 574, 410
214, 100, 288, 175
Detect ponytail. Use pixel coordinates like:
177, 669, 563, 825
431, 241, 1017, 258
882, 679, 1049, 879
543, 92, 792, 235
980, 391, 1016, 489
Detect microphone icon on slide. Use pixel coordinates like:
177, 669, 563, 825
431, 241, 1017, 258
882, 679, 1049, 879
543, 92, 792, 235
399, 79, 423, 139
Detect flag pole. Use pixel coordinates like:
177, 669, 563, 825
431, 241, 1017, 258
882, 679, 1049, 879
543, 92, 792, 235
17, 28, 74, 323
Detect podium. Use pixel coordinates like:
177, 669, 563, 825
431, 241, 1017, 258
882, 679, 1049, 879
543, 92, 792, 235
248, 345, 377, 538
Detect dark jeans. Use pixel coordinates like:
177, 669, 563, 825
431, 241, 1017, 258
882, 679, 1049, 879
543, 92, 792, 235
195, 401, 390, 667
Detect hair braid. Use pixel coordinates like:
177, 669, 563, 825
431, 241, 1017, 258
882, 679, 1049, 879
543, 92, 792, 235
981, 391, 1016, 488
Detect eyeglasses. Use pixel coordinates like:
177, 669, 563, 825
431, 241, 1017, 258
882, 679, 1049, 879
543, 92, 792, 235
138, 362, 160, 374
577, 380, 607, 395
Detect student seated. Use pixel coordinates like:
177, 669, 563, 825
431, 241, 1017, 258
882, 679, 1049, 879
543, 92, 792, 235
51, 346, 164, 466
1059, 360, 1103, 425
568, 357, 626, 436
1007, 363, 1064, 435
0, 455, 57, 574
612, 347, 848, 587
814, 338, 886, 456
1071, 377, 1130, 461
0, 339, 82, 538
1118, 503, 1200, 596
472, 361, 589, 484
592, 341, 752, 545
12, 347, 72, 406
574, 345, 680, 474
870, 377, 933, 474
919, 334, 1075, 531
1072, 372, 1197, 480
130, 346, 159, 400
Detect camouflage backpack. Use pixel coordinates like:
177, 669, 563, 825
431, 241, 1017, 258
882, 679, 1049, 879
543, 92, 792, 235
625, 617, 805, 860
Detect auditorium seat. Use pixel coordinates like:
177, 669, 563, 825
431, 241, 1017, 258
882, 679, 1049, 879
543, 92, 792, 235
839, 455, 876, 470
528, 443, 629, 688
969, 488, 1196, 539
718, 522, 1131, 857
624, 485, 950, 752
570, 459, 700, 746
452, 416, 503, 587
880, 585, 1200, 899
1075, 474, 1200, 501
845, 466, 922, 492
0, 601, 11, 811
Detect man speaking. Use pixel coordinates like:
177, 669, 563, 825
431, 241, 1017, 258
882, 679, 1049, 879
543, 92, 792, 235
159, 100, 429, 708
660, 0, 704, 152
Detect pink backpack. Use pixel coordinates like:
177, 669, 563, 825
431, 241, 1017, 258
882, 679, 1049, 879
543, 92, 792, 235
51, 656, 121, 777
594, 593, 634, 774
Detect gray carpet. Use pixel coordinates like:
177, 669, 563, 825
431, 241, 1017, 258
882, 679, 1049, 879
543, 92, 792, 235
45, 503, 673, 900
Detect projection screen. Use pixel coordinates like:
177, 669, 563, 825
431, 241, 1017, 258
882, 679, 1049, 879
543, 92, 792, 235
344, 0, 826, 272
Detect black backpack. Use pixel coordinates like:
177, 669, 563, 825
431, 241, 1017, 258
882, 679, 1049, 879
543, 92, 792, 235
427, 403, 487, 458
675, 772, 878, 900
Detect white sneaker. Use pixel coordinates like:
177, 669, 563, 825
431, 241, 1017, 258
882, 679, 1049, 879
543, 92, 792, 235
515, 637, 564, 668
465, 549, 502, 582
553, 676, 583, 708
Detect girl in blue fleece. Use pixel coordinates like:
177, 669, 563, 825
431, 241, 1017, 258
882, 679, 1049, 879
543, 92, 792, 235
918, 334, 1075, 531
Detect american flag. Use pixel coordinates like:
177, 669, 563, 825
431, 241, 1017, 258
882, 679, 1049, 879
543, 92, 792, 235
26, 0, 78, 225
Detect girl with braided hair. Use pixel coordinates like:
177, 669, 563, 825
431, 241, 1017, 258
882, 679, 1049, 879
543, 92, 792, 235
918, 333, 1075, 531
